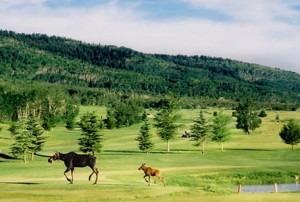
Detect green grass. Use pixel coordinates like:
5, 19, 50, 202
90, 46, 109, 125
0, 107, 300, 201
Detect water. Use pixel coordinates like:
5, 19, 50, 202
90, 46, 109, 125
237, 184, 300, 193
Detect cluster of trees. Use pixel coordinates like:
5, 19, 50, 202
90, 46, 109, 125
9, 112, 104, 161
9, 118, 46, 162
7, 94, 300, 161
0, 82, 79, 129
191, 110, 231, 153
104, 97, 145, 129
135, 97, 231, 153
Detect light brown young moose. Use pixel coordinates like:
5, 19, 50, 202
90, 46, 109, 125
48, 152, 99, 184
138, 163, 166, 186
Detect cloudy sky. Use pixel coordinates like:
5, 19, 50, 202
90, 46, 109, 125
1, 0, 300, 73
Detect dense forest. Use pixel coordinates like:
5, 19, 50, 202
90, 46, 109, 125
0, 30, 299, 122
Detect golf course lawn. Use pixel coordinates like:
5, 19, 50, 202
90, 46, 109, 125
0, 107, 299, 202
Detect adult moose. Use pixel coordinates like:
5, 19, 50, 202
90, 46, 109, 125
138, 163, 166, 186
48, 152, 99, 184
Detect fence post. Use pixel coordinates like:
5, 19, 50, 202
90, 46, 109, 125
237, 184, 242, 194
274, 183, 278, 193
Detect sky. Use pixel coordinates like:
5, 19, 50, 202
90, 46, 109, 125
1, 0, 300, 73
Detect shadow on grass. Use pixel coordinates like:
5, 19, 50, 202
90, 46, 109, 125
104, 150, 142, 155
226, 148, 273, 152
0, 153, 18, 159
0, 182, 41, 185
103, 149, 197, 155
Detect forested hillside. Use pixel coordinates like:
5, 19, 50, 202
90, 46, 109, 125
0, 30, 299, 110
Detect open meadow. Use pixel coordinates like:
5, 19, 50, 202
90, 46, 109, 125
0, 106, 300, 202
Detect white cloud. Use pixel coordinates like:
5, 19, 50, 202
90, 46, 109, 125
0, 0, 299, 73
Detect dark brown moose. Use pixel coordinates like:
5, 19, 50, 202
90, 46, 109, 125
138, 163, 166, 186
48, 152, 99, 184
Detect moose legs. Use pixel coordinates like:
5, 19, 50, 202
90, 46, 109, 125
155, 175, 166, 186
88, 167, 99, 185
64, 167, 74, 184
143, 175, 151, 186
143, 174, 166, 186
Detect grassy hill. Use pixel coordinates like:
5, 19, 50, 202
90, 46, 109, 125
0, 30, 299, 108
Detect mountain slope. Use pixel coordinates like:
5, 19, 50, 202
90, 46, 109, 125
0, 30, 299, 105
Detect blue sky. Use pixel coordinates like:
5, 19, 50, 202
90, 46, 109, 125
1, 0, 300, 73
44, 0, 231, 21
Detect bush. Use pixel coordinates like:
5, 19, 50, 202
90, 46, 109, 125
258, 110, 267, 117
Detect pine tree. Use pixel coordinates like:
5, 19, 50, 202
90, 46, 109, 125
136, 121, 154, 154
9, 118, 46, 162
26, 118, 46, 160
190, 110, 210, 154
10, 119, 31, 162
78, 112, 103, 156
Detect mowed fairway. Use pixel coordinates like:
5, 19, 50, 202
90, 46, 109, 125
0, 107, 300, 202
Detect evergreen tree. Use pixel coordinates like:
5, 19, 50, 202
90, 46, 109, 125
279, 119, 300, 150
9, 119, 31, 162
64, 104, 79, 130
26, 118, 46, 160
211, 112, 231, 152
78, 112, 103, 155
190, 110, 210, 154
234, 98, 261, 134
9, 118, 46, 162
136, 121, 154, 154
153, 97, 181, 152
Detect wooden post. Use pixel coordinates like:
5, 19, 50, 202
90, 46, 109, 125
237, 184, 242, 194
274, 183, 278, 193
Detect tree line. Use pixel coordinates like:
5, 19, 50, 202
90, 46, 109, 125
6, 96, 300, 162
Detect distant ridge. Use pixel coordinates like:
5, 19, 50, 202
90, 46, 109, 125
0, 30, 299, 107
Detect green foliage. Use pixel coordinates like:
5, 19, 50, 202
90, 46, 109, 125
78, 112, 104, 155
279, 119, 300, 150
64, 104, 79, 130
26, 118, 46, 157
135, 120, 154, 153
104, 97, 144, 128
275, 114, 280, 123
153, 97, 181, 152
235, 98, 262, 134
229, 170, 297, 185
0, 30, 299, 110
104, 108, 117, 129
211, 112, 231, 151
9, 120, 31, 162
9, 118, 46, 162
258, 110, 267, 117
190, 110, 210, 153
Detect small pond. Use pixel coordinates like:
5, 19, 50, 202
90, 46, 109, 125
237, 183, 300, 193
